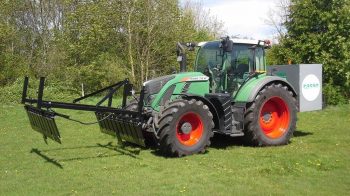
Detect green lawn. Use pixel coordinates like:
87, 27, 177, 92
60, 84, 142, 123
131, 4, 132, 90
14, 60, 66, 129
0, 104, 349, 195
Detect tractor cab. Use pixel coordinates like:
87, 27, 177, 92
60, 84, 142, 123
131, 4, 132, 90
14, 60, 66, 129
195, 38, 269, 95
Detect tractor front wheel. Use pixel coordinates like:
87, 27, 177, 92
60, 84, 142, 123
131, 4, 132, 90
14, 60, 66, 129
244, 83, 297, 146
158, 99, 214, 157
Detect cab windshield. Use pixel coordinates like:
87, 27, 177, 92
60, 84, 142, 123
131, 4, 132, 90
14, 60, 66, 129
195, 42, 223, 73
195, 42, 265, 73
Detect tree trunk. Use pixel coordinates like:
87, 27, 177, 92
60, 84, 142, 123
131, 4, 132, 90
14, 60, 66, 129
127, 2, 135, 81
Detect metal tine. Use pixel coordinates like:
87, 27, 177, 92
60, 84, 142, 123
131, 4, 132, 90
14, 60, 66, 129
51, 118, 61, 138
131, 118, 144, 146
109, 115, 120, 136
27, 111, 35, 129
105, 117, 116, 136
123, 119, 134, 143
96, 113, 106, 134
32, 112, 42, 133
47, 118, 60, 142
116, 119, 128, 140
126, 119, 140, 145
27, 111, 36, 130
99, 117, 106, 134
134, 123, 145, 146
118, 118, 128, 142
109, 115, 123, 144
100, 115, 109, 134
120, 118, 129, 143
99, 113, 108, 134
137, 125, 145, 147
126, 115, 138, 143
108, 116, 118, 136
116, 116, 126, 140
42, 114, 53, 139
31, 112, 42, 133
128, 121, 139, 145
105, 114, 116, 136
43, 114, 56, 141
116, 117, 126, 141
37, 112, 52, 139
131, 119, 143, 146
99, 113, 114, 136
95, 112, 103, 130
31, 112, 39, 132
116, 118, 125, 141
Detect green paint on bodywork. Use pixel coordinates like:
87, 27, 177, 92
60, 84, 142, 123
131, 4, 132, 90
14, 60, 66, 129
187, 81, 209, 95
234, 74, 287, 102
146, 71, 286, 110
150, 72, 209, 111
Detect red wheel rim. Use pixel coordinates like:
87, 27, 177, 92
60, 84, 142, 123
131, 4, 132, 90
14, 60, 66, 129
176, 112, 204, 146
259, 97, 290, 139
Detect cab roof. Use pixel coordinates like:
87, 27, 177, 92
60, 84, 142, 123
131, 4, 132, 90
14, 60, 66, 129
198, 38, 260, 47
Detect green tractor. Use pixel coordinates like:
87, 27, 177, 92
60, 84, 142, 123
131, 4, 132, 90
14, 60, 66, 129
22, 37, 300, 157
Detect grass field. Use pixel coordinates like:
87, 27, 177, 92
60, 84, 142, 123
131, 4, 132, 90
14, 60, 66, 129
1, 104, 349, 195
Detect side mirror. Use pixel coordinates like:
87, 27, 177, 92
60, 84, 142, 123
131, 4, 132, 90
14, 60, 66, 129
221, 36, 233, 52
185, 42, 197, 51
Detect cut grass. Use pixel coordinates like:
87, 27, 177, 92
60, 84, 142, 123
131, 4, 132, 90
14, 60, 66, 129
0, 104, 349, 195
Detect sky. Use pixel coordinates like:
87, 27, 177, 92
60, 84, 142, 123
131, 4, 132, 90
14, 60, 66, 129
190, 0, 279, 40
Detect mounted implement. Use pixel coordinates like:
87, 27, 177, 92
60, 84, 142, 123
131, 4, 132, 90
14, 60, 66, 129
22, 37, 322, 157
22, 77, 147, 146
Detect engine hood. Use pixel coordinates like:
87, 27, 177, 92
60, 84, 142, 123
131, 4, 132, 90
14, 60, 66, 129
143, 75, 175, 94
143, 72, 209, 107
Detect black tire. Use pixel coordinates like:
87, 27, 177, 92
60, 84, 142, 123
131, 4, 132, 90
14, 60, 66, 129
125, 98, 138, 111
244, 83, 297, 146
157, 99, 214, 157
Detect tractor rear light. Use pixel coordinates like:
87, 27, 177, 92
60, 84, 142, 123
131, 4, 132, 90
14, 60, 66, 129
264, 40, 271, 46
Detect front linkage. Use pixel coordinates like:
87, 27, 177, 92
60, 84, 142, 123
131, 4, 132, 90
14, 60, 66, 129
22, 77, 149, 147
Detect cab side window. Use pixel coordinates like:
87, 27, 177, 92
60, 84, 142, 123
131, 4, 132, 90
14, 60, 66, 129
230, 45, 253, 78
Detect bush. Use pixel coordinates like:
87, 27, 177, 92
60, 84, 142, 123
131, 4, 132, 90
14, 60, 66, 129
323, 84, 348, 106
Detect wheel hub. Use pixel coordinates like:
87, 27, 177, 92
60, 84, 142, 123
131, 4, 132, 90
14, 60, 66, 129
176, 112, 204, 146
180, 122, 192, 134
262, 112, 272, 123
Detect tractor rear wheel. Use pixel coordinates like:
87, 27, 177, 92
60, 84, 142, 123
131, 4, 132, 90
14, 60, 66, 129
158, 99, 214, 157
244, 83, 297, 146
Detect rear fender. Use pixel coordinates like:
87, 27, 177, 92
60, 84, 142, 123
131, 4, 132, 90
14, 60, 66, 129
234, 75, 297, 103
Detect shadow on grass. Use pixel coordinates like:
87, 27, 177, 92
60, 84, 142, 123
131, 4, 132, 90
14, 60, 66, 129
210, 134, 245, 149
150, 134, 245, 158
30, 142, 142, 168
210, 130, 313, 148
151, 130, 314, 157
294, 130, 313, 137
30, 148, 63, 169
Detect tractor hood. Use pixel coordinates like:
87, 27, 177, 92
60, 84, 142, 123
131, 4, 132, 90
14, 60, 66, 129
143, 72, 209, 107
143, 75, 176, 104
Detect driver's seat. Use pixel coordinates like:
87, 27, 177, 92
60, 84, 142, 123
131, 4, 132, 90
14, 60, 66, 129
234, 64, 249, 78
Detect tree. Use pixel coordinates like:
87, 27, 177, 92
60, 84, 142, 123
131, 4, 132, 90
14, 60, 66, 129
0, 0, 225, 95
268, 0, 350, 105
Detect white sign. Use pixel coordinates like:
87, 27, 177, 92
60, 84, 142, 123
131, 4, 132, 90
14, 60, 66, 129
301, 74, 321, 101
182, 76, 209, 82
